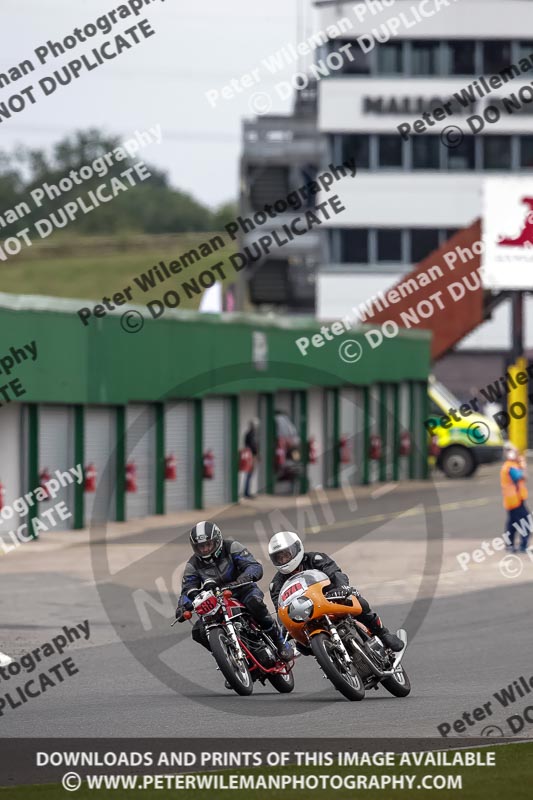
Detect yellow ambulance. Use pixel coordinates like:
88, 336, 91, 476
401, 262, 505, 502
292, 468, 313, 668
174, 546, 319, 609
426, 376, 504, 478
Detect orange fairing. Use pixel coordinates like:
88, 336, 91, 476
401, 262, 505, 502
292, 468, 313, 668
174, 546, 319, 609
278, 576, 363, 647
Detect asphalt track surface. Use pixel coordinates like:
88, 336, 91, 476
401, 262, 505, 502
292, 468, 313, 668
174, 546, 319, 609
2, 466, 533, 741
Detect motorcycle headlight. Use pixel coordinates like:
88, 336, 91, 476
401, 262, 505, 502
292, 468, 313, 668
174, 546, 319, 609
288, 596, 313, 622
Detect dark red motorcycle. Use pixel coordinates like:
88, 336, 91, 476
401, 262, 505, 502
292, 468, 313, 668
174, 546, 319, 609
174, 581, 295, 696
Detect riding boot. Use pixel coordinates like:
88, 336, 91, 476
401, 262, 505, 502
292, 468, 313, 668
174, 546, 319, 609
359, 612, 404, 653
262, 620, 293, 661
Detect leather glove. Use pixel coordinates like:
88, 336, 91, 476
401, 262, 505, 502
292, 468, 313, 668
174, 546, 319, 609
339, 585, 359, 597
233, 573, 251, 585
201, 580, 217, 592
325, 586, 356, 600
175, 600, 192, 621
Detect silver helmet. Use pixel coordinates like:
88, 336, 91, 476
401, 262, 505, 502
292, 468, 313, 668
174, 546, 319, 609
268, 531, 304, 574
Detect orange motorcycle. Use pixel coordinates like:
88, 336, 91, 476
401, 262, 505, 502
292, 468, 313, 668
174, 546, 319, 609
277, 569, 410, 701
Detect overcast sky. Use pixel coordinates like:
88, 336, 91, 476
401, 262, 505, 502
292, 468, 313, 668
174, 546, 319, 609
1, 0, 318, 208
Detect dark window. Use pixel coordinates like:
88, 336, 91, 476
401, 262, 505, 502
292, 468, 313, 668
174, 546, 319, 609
411, 41, 439, 75
412, 136, 440, 169
520, 136, 533, 168
447, 136, 475, 170
249, 259, 288, 305
409, 229, 441, 263
444, 229, 460, 242
429, 401, 442, 417
340, 229, 368, 263
340, 134, 370, 168
377, 42, 404, 74
517, 41, 533, 62
378, 135, 403, 167
444, 40, 475, 75
483, 41, 512, 74
483, 136, 512, 169
334, 39, 370, 74
377, 230, 402, 262
248, 166, 290, 210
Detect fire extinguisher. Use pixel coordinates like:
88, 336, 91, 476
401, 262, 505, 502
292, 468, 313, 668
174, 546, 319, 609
165, 454, 177, 481
429, 435, 441, 458
339, 435, 351, 464
369, 434, 382, 461
399, 431, 411, 457
203, 450, 215, 479
238, 447, 253, 473
39, 468, 52, 500
307, 436, 317, 465
275, 438, 286, 469
125, 461, 137, 493
84, 463, 97, 492
0, 480, 4, 511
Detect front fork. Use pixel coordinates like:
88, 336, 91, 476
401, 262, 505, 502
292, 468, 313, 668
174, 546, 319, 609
322, 616, 353, 668
208, 611, 246, 665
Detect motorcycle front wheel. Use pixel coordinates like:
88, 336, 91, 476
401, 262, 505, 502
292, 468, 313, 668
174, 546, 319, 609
209, 628, 253, 696
310, 632, 365, 701
267, 670, 295, 693
381, 664, 411, 697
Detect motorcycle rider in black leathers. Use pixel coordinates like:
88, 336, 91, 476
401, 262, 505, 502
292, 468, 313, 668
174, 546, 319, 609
268, 530, 404, 653
176, 521, 292, 660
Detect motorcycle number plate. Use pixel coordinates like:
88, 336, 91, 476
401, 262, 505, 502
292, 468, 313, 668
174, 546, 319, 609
280, 582, 304, 606
196, 595, 218, 616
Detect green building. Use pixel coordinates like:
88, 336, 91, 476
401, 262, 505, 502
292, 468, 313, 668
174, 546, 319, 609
0, 297, 430, 534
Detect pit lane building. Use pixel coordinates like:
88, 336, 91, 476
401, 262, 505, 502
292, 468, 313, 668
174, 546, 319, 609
239, 0, 533, 422
0, 297, 429, 533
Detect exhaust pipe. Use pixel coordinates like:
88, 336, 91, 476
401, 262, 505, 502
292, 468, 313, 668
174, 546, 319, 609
349, 628, 408, 679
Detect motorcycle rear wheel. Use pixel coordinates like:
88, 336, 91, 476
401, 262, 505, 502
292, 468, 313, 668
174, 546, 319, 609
267, 670, 295, 693
209, 628, 253, 696
310, 632, 365, 701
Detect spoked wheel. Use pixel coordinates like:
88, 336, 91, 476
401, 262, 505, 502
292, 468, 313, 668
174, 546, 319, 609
310, 633, 365, 701
267, 670, 295, 693
382, 664, 411, 697
209, 628, 253, 696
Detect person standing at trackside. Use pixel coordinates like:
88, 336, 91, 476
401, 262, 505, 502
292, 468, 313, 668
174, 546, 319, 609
243, 418, 260, 499
501, 443, 530, 553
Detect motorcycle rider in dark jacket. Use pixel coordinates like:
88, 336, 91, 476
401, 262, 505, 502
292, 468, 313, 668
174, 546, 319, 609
176, 521, 292, 660
268, 530, 404, 653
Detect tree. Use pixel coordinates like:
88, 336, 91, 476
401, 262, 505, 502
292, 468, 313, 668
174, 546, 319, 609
0, 129, 224, 236
212, 201, 238, 231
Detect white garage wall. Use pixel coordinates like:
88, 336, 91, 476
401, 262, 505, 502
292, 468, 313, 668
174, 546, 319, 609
0, 404, 23, 537
307, 388, 325, 489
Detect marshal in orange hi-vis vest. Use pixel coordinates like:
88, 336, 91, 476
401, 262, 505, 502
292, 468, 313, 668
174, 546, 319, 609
500, 458, 528, 510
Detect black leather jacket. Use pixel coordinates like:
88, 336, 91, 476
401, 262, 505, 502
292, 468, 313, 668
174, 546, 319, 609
179, 540, 262, 605
269, 551, 349, 610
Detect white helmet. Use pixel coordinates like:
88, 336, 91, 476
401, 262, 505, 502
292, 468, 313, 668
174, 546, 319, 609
504, 441, 518, 461
268, 531, 304, 574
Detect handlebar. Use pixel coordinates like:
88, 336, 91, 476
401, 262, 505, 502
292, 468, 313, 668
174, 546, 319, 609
170, 580, 255, 626
220, 580, 255, 592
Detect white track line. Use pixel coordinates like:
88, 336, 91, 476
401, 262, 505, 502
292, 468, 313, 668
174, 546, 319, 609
371, 482, 398, 499
0, 651, 13, 666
